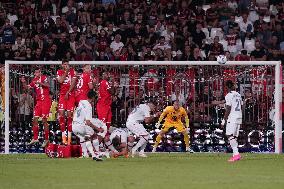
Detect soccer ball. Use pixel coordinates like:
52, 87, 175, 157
217, 55, 227, 64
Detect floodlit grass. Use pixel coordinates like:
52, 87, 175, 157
0, 153, 284, 189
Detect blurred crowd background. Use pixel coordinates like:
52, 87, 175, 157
0, 0, 283, 153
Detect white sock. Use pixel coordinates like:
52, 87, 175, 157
105, 141, 118, 153
79, 137, 88, 157
229, 137, 239, 156
140, 142, 147, 153
133, 135, 149, 152
92, 139, 100, 152
86, 141, 96, 158
127, 142, 134, 152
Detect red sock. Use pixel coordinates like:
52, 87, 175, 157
32, 125, 39, 140
44, 129, 49, 140
59, 116, 65, 132
67, 116, 73, 132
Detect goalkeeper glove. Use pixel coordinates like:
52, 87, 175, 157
155, 122, 161, 129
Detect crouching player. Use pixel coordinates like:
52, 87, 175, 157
72, 90, 104, 161
89, 118, 107, 154
152, 100, 193, 152
126, 101, 157, 157
105, 128, 135, 158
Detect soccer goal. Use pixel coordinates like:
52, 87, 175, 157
2, 60, 282, 154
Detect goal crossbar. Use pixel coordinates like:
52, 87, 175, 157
4, 60, 282, 154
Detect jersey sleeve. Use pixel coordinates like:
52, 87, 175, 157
144, 105, 151, 118
225, 94, 232, 106
84, 102, 93, 121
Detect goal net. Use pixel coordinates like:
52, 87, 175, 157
1, 61, 282, 154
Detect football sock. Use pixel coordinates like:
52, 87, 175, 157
59, 116, 65, 137
92, 139, 100, 152
133, 135, 149, 152
32, 125, 39, 140
154, 134, 162, 148
105, 141, 117, 152
67, 116, 72, 133
86, 141, 96, 158
229, 136, 239, 156
43, 122, 49, 140
183, 133, 189, 148
79, 137, 88, 157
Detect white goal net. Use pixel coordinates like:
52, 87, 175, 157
1, 60, 282, 154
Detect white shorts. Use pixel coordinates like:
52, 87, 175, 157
226, 121, 241, 137
72, 122, 94, 138
126, 121, 149, 136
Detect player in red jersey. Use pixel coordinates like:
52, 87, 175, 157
96, 72, 117, 131
21, 68, 51, 148
75, 64, 93, 105
56, 60, 77, 145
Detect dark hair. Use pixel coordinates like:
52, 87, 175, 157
87, 90, 97, 99
226, 80, 234, 89
62, 59, 69, 64
112, 137, 120, 148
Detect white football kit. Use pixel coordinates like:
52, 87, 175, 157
110, 128, 131, 144
225, 91, 243, 136
126, 104, 151, 136
90, 118, 107, 138
72, 100, 94, 138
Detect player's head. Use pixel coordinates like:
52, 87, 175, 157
225, 80, 235, 91
112, 137, 121, 149
62, 59, 69, 70
102, 71, 110, 80
83, 64, 91, 73
147, 101, 157, 112
173, 100, 181, 110
34, 68, 41, 77
87, 90, 97, 102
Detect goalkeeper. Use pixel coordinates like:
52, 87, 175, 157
152, 100, 193, 152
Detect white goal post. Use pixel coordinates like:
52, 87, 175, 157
4, 60, 282, 154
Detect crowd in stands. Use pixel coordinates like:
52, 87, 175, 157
0, 0, 283, 63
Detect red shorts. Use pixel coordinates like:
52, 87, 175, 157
58, 94, 75, 111
34, 99, 52, 118
75, 93, 87, 105
96, 104, 112, 127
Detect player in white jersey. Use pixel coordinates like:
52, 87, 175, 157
89, 118, 108, 152
104, 128, 135, 158
126, 102, 157, 157
72, 90, 104, 161
222, 80, 242, 162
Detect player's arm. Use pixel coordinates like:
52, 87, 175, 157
154, 107, 168, 128
20, 77, 32, 90
115, 143, 128, 156
37, 76, 50, 88
223, 105, 231, 122
85, 119, 104, 133
66, 74, 77, 95
222, 95, 231, 125
183, 109, 189, 128
57, 70, 68, 84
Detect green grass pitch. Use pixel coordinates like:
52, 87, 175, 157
0, 153, 284, 189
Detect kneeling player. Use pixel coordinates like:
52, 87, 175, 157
89, 118, 107, 153
105, 128, 135, 158
153, 100, 192, 152
72, 90, 104, 161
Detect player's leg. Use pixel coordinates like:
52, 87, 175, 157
29, 116, 39, 145
66, 111, 73, 145
66, 95, 75, 145
127, 122, 149, 157
72, 123, 88, 157
226, 122, 241, 162
41, 99, 52, 147
177, 124, 191, 152
42, 117, 50, 147
85, 126, 103, 161
29, 102, 41, 145
58, 96, 67, 144
152, 128, 167, 152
